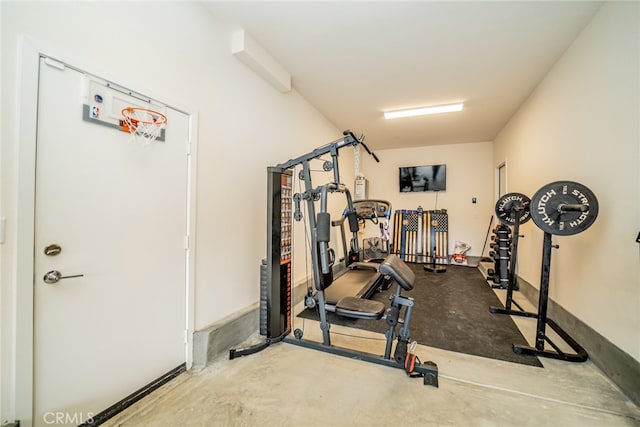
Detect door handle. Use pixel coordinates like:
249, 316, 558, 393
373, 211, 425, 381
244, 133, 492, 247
43, 270, 84, 284
44, 243, 62, 256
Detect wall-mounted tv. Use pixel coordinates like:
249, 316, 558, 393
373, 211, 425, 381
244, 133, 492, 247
399, 165, 446, 192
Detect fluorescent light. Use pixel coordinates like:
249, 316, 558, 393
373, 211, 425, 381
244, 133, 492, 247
384, 103, 464, 120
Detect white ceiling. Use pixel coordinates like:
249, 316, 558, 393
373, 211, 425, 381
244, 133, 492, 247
203, 1, 603, 150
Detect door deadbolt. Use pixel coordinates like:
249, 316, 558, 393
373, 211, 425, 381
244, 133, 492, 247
43, 270, 84, 284
44, 244, 62, 256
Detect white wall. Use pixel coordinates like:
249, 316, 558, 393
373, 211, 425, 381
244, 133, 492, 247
358, 141, 494, 256
0, 1, 340, 422
0, 0, 4, 419
493, 2, 639, 361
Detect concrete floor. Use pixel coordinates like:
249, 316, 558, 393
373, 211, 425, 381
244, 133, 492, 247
105, 280, 640, 427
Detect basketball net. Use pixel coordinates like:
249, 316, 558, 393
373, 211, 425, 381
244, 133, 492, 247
121, 107, 168, 145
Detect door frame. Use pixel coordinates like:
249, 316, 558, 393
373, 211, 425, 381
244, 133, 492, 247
495, 160, 507, 200
11, 37, 198, 425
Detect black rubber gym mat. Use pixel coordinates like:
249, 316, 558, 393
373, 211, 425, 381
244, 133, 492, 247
298, 263, 543, 367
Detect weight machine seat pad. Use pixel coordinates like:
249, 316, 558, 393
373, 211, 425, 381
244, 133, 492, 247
324, 269, 381, 305
379, 255, 415, 291
334, 296, 385, 320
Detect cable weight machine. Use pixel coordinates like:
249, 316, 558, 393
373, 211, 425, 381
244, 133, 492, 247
230, 131, 365, 357
231, 130, 438, 386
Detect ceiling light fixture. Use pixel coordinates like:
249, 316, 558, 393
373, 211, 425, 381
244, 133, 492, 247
384, 103, 464, 120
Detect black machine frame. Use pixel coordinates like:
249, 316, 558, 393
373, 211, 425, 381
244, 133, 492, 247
231, 130, 439, 386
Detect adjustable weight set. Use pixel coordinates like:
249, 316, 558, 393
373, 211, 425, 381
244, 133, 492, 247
492, 181, 599, 362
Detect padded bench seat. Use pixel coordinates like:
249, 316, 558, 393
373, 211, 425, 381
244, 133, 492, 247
332, 255, 413, 321
379, 254, 415, 291
335, 296, 386, 320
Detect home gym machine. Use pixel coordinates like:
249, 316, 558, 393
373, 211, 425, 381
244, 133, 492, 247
230, 130, 439, 386
491, 181, 598, 362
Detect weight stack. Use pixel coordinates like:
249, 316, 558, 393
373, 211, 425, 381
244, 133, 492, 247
259, 259, 268, 336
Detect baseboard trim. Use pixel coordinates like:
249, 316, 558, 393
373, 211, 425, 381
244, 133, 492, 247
516, 275, 640, 406
79, 364, 186, 426
192, 279, 311, 368
192, 303, 259, 369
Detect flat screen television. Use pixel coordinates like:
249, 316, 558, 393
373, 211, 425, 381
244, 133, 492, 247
399, 165, 446, 192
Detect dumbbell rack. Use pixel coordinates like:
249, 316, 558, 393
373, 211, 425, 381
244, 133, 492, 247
489, 207, 536, 318
487, 224, 512, 289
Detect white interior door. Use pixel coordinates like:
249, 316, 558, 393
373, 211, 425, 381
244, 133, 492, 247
33, 58, 190, 426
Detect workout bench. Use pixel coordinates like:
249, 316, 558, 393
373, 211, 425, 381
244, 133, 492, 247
289, 254, 438, 386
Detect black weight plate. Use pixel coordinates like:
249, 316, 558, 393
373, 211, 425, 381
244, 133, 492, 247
530, 181, 599, 235
495, 193, 531, 225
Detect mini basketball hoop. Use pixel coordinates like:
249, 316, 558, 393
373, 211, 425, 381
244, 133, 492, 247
121, 107, 168, 145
